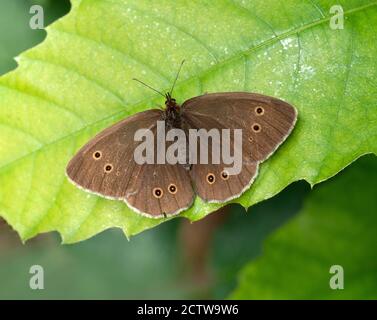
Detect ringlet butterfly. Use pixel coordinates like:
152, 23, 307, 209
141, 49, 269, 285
66, 61, 297, 218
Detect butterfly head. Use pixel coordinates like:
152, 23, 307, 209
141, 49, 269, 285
165, 92, 178, 109
133, 60, 185, 113
163, 92, 181, 128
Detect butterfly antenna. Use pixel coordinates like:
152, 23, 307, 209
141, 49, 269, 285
132, 78, 165, 98
170, 59, 185, 96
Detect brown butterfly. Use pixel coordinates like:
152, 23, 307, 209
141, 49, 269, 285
66, 62, 297, 218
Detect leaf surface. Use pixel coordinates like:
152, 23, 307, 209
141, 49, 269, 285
0, 0, 376, 242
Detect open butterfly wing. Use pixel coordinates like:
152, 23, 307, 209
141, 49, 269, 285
66, 109, 195, 218
181, 92, 297, 202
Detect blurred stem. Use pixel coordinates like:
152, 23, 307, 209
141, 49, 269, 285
0, 218, 54, 254
0, 218, 20, 253
178, 206, 230, 294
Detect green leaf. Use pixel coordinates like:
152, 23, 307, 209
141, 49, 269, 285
0, 0, 376, 243
230, 155, 377, 299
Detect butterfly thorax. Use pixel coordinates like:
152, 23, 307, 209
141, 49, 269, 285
163, 93, 182, 129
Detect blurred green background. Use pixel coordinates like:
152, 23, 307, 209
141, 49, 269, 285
0, 0, 375, 299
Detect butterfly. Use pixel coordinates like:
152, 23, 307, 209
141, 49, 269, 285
66, 62, 297, 218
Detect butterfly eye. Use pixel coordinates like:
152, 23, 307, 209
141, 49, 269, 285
255, 106, 264, 115
93, 151, 102, 160
252, 123, 261, 133
153, 187, 164, 199
104, 164, 113, 173
221, 170, 229, 180
206, 173, 216, 184
168, 184, 178, 194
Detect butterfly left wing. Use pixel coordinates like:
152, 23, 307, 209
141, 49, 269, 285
181, 92, 297, 203
66, 109, 195, 218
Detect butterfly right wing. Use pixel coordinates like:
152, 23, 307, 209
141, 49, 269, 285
181, 92, 297, 203
66, 109, 195, 218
